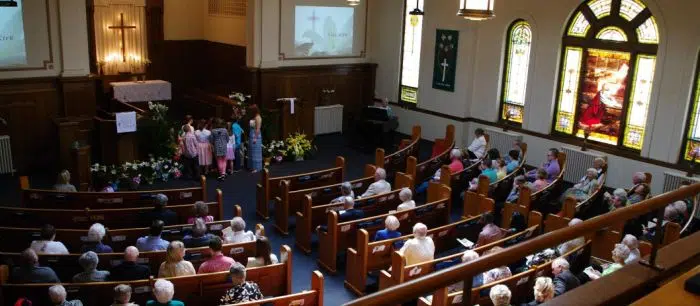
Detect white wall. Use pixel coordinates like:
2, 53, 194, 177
164, 0, 247, 46
369, 0, 700, 194
205, 15, 247, 46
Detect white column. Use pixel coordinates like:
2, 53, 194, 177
57, 0, 91, 77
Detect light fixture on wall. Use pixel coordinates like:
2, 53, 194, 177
347, 0, 361, 6
409, 0, 424, 15
457, 0, 495, 21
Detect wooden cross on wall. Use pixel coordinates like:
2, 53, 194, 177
108, 13, 136, 63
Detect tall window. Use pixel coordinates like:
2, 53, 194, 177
500, 20, 532, 124
552, 0, 659, 151
681, 52, 700, 163
399, 0, 424, 105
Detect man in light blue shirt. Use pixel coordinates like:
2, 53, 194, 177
136, 220, 170, 252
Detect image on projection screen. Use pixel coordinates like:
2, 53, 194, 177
295, 6, 354, 57
0, 0, 27, 67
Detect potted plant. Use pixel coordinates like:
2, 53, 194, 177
285, 133, 313, 162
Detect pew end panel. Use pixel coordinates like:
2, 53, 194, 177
344, 229, 370, 296
200, 175, 208, 202
234, 204, 242, 217
427, 183, 451, 207
438, 165, 451, 186
591, 229, 622, 261
544, 213, 571, 233
295, 195, 314, 254
364, 164, 378, 178
395, 171, 414, 191
476, 175, 490, 197
215, 188, 224, 220
406, 156, 418, 182
375, 148, 386, 169
378, 251, 405, 291
317, 211, 339, 273
463, 192, 491, 218
274, 181, 291, 235
561, 196, 577, 219
256, 182, 268, 220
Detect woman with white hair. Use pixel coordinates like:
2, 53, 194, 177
672, 200, 689, 224
49, 285, 83, 306
72, 251, 110, 282
81, 223, 113, 253
482, 247, 512, 285
524, 277, 554, 305
331, 181, 355, 204
489, 284, 512, 306
399, 223, 435, 265
54, 169, 77, 192
416, 149, 464, 195
373, 215, 401, 241
396, 188, 416, 211
560, 168, 599, 202
111, 284, 138, 306
556, 218, 585, 255
602, 243, 631, 276
223, 217, 256, 243
148, 279, 184, 306
220, 263, 264, 304
449, 250, 484, 291
158, 241, 196, 277
621, 234, 641, 264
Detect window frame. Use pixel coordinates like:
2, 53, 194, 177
498, 19, 533, 126
679, 51, 700, 164
397, 0, 425, 108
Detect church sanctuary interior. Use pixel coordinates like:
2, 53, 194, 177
2, 0, 700, 305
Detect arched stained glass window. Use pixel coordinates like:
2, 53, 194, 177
500, 20, 532, 124
552, 0, 659, 151
399, 0, 425, 105
681, 53, 700, 163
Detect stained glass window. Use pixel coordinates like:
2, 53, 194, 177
399, 0, 425, 104
568, 12, 590, 37
682, 54, 700, 162
553, 0, 658, 151
500, 20, 532, 124
596, 27, 628, 41
588, 0, 612, 19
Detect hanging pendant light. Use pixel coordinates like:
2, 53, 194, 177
347, 0, 361, 6
409, 0, 424, 16
457, 0, 495, 21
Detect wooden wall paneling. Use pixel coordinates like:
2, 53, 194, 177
59, 77, 97, 117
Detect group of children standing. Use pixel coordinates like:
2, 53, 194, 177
179, 115, 244, 181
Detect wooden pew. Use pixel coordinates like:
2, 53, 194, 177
443, 134, 491, 198
406, 125, 456, 184
376, 125, 421, 180
295, 172, 414, 253
463, 186, 494, 218
574, 162, 608, 216
223, 270, 324, 306
486, 143, 528, 203
0, 190, 225, 229
21, 176, 208, 209
274, 164, 377, 235
257, 157, 346, 219
0, 245, 293, 306
0, 205, 244, 253
317, 184, 452, 273
379, 221, 541, 293
520, 152, 567, 214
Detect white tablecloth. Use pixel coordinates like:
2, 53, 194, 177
110, 80, 172, 103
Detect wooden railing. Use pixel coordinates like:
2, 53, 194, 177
344, 183, 700, 306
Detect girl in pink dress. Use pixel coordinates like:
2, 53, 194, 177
194, 119, 213, 175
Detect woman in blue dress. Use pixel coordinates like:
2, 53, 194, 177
248, 104, 263, 172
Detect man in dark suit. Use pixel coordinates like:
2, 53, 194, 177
140, 193, 178, 226
552, 257, 580, 296
338, 196, 364, 222
109, 246, 151, 281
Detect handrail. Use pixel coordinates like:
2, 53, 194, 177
344, 183, 700, 306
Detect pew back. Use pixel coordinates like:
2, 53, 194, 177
376, 125, 421, 179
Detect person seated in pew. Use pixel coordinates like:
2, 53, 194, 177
466, 128, 487, 160
374, 215, 402, 242
560, 168, 599, 203
483, 247, 512, 289
399, 223, 435, 266
49, 285, 83, 306
476, 212, 506, 247
490, 284, 512, 306
556, 218, 585, 256
94, 175, 115, 193
183, 218, 216, 248
641, 204, 679, 241
628, 172, 648, 196
450, 251, 484, 291
112, 284, 138, 306
602, 243, 631, 276
621, 234, 641, 264
531, 169, 549, 192
110, 246, 151, 281
593, 157, 606, 179
136, 220, 170, 252
220, 263, 264, 304
337, 196, 365, 223
415, 149, 464, 195
606, 189, 629, 211
246, 236, 279, 268
53, 169, 77, 192
495, 158, 507, 180
397, 188, 416, 212
331, 181, 355, 204
506, 176, 531, 203
140, 194, 178, 226
505, 150, 520, 173
72, 251, 110, 282
223, 217, 256, 244
198, 237, 236, 273
628, 183, 650, 205
552, 258, 580, 296
10, 248, 60, 283
480, 159, 499, 184
360, 168, 392, 198
81, 223, 113, 253
147, 279, 184, 306
30, 224, 69, 255
526, 148, 560, 183
158, 241, 196, 277
672, 200, 689, 224
187, 201, 214, 224
523, 277, 555, 306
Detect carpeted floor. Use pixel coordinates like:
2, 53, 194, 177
1, 132, 443, 305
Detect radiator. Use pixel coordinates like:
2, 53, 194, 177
314, 105, 344, 135
560, 146, 604, 183
0, 135, 14, 174
484, 128, 523, 155
662, 172, 700, 192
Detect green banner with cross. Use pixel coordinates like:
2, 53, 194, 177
432, 29, 459, 92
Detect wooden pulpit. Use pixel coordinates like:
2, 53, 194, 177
72, 145, 91, 191
279, 98, 314, 138
94, 116, 140, 165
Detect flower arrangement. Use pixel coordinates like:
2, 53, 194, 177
285, 133, 313, 160
263, 140, 287, 162
148, 102, 169, 122
228, 92, 251, 118
90, 155, 183, 189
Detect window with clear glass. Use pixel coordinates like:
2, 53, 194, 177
552, 0, 658, 151
681, 53, 700, 163
500, 20, 532, 124
399, 0, 425, 105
